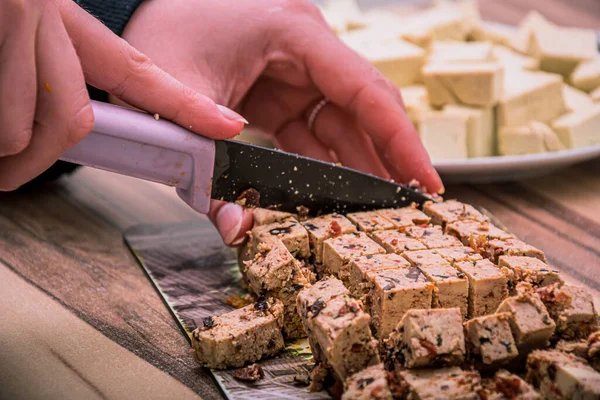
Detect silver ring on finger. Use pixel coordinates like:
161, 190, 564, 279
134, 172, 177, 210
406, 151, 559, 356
307, 98, 330, 133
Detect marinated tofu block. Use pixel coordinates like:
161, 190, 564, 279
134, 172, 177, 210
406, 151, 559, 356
551, 104, 600, 149
472, 237, 547, 263
252, 208, 294, 226
464, 313, 518, 365
444, 105, 495, 158
497, 70, 565, 127
191, 298, 285, 369
312, 294, 380, 380
275, 272, 312, 340
492, 44, 540, 71
398, 367, 482, 400
434, 246, 483, 264
418, 110, 469, 160
405, 225, 463, 249
342, 364, 392, 400
423, 62, 504, 107
244, 240, 302, 294
496, 287, 555, 352
347, 253, 411, 298
498, 256, 561, 293
376, 205, 430, 228
400, 85, 434, 126
322, 232, 385, 283
347, 210, 395, 232
388, 308, 465, 368
571, 58, 600, 93
370, 230, 427, 255
446, 220, 513, 246
368, 268, 434, 339
481, 370, 540, 400
536, 283, 599, 340
526, 350, 600, 400
423, 199, 488, 227
427, 40, 493, 64
251, 217, 310, 259
456, 259, 508, 317
302, 214, 356, 264
498, 121, 566, 155
403, 250, 469, 316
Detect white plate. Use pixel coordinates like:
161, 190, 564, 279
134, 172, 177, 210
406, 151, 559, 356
435, 144, 600, 183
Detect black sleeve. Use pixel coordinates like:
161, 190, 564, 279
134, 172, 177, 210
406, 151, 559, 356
74, 0, 144, 36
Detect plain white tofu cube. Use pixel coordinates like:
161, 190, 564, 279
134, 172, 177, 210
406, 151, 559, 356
591, 86, 600, 103
427, 40, 494, 64
570, 58, 600, 93
444, 105, 495, 158
492, 45, 540, 71
498, 121, 565, 156
510, 11, 554, 55
400, 85, 433, 126
419, 110, 468, 160
552, 105, 600, 148
563, 84, 596, 114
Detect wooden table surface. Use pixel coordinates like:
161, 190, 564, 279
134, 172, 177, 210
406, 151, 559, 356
1, 2, 599, 399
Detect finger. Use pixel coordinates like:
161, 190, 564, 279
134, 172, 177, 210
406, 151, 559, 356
274, 120, 337, 163
58, 0, 245, 140
0, 1, 37, 157
298, 28, 443, 193
0, 8, 93, 190
207, 200, 254, 246
310, 102, 390, 178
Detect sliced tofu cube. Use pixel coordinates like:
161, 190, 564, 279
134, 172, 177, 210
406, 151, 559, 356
498, 121, 566, 155
570, 58, 600, 93
427, 40, 494, 64
471, 237, 547, 264
455, 259, 508, 317
497, 70, 566, 127
423, 63, 504, 107
526, 350, 600, 399
252, 208, 294, 225
399, 85, 433, 126
251, 217, 310, 258
464, 313, 518, 365
433, 246, 483, 264
563, 84, 596, 114
347, 210, 395, 232
498, 256, 562, 294
387, 308, 465, 368
482, 370, 540, 399
311, 294, 380, 380
376, 205, 430, 228
423, 199, 488, 227
244, 240, 302, 294
536, 283, 599, 340
322, 232, 385, 283
347, 253, 411, 298
191, 298, 285, 369
496, 287, 555, 352
341, 34, 425, 87
405, 225, 463, 249
446, 220, 513, 246
510, 11, 555, 56
342, 364, 393, 400
370, 229, 427, 255
492, 44, 540, 71
368, 268, 434, 339
398, 367, 482, 399
403, 249, 469, 316
443, 105, 495, 158
551, 104, 600, 148
418, 110, 469, 160
471, 21, 515, 47
303, 214, 356, 264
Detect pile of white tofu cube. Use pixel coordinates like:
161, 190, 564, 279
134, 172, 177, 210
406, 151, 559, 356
320, 0, 600, 159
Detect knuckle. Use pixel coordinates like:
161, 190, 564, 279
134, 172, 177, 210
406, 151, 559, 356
1, 128, 33, 157
110, 42, 155, 98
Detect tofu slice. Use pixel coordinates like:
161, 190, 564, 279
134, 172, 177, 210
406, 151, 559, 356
398, 367, 482, 400
570, 58, 600, 93
341, 34, 425, 87
251, 217, 310, 258
498, 256, 562, 294
427, 40, 494, 64
399, 85, 433, 127
496, 287, 555, 353
498, 121, 566, 155
472, 237, 547, 264
322, 232, 385, 283
252, 208, 294, 225
444, 105, 495, 158
423, 63, 504, 107
405, 225, 463, 249
433, 246, 483, 264
455, 259, 508, 317
526, 350, 600, 399
418, 110, 469, 160
342, 364, 393, 400
423, 199, 488, 227
446, 220, 513, 246
370, 229, 427, 255
563, 84, 596, 114
497, 70, 566, 127
347, 253, 411, 298
464, 313, 518, 365
302, 214, 356, 264
376, 205, 430, 228
551, 104, 600, 149
387, 308, 465, 368
347, 210, 395, 232
492, 44, 540, 71
191, 298, 285, 369
536, 283, 599, 340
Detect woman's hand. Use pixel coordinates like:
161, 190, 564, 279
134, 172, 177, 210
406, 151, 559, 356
0, 0, 246, 191
122, 0, 444, 245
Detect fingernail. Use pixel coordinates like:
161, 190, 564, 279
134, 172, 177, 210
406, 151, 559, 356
216, 203, 244, 245
437, 185, 446, 195
217, 105, 248, 124
231, 236, 246, 246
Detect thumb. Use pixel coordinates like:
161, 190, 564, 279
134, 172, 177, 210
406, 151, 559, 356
58, 0, 246, 140
208, 200, 254, 246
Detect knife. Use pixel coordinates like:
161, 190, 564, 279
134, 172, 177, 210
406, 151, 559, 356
59, 101, 432, 215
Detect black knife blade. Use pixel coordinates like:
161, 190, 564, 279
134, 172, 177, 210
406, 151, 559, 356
211, 140, 433, 214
